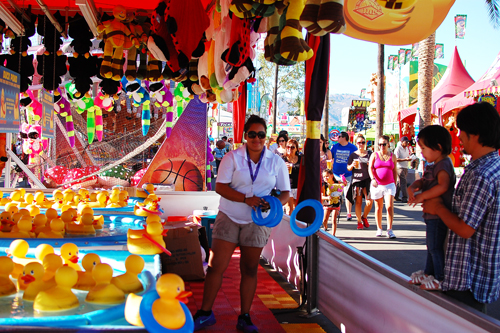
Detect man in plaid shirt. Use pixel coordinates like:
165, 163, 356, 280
423, 102, 500, 313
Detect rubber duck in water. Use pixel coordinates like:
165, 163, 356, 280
87, 193, 107, 208
117, 191, 128, 207
73, 194, 84, 207
21, 262, 49, 301
127, 221, 167, 255
106, 192, 121, 208
60, 243, 81, 271
34, 192, 52, 209
0, 256, 17, 296
3, 217, 35, 238
0, 211, 14, 232
51, 191, 64, 209
63, 189, 75, 206
111, 255, 144, 294
78, 188, 90, 202
4, 203, 19, 215
24, 193, 34, 207
120, 189, 129, 206
66, 213, 96, 236
74, 253, 101, 291
60, 210, 77, 225
34, 265, 79, 312
10, 190, 24, 206
136, 183, 155, 198
125, 273, 192, 329
45, 208, 59, 222
86, 263, 125, 305
33, 214, 48, 236
38, 218, 65, 239
42, 253, 63, 288
35, 244, 54, 263
26, 204, 41, 217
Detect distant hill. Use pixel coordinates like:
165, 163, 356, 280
327, 93, 361, 126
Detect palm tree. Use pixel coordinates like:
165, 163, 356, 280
417, 32, 435, 128
485, 0, 500, 27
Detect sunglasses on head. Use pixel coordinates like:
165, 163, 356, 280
247, 131, 266, 139
357, 141, 366, 144
378, 143, 387, 146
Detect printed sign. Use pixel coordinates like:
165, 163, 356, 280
41, 90, 55, 138
0, 66, 20, 133
329, 129, 340, 142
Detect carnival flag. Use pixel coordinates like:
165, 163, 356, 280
393, 54, 399, 70
388, 56, 394, 70
405, 49, 412, 64
398, 49, 405, 65
412, 43, 419, 59
268, 101, 272, 116
435, 44, 444, 59
455, 15, 467, 39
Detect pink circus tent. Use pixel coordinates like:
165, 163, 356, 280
399, 46, 475, 122
440, 49, 500, 115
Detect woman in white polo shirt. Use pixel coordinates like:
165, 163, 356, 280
193, 115, 290, 333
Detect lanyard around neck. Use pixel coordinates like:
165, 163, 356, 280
247, 147, 265, 184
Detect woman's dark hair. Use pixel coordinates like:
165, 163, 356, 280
244, 115, 267, 133
286, 139, 299, 157
277, 133, 288, 143
320, 134, 328, 153
456, 102, 500, 149
417, 125, 452, 155
380, 135, 390, 142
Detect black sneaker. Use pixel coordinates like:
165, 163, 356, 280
193, 310, 216, 331
236, 313, 258, 333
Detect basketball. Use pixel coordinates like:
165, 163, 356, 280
149, 159, 203, 191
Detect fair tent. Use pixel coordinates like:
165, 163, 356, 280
399, 46, 475, 122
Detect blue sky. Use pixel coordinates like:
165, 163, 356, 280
329, 0, 500, 95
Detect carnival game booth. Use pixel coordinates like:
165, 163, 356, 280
397, 46, 475, 143
438, 49, 500, 167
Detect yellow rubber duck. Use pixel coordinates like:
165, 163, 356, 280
34, 192, 52, 209
120, 189, 129, 205
45, 208, 59, 223
78, 188, 90, 202
66, 213, 96, 236
21, 262, 48, 301
4, 202, 19, 215
0, 256, 17, 296
60, 243, 81, 271
38, 218, 65, 239
93, 215, 104, 230
0, 211, 14, 232
127, 221, 167, 255
86, 263, 125, 305
60, 210, 77, 225
118, 191, 128, 207
89, 191, 97, 202
35, 244, 54, 263
63, 190, 75, 206
10, 190, 24, 205
6, 239, 35, 283
125, 273, 192, 329
33, 214, 48, 236
136, 183, 155, 198
73, 194, 84, 207
18, 208, 31, 218
106, 192, 121, 208
2, 218, 35, 238
74, 253, 101, 291
0, 196, 11, 206
86, 192, 108, 208
51, 191, 64, 209
111, 255, 145, 294
42, 253, 63, 288
78, 205, 94, 216
34, 265, 79, 312
24, 193, 34, 207
26, 204, 41, 217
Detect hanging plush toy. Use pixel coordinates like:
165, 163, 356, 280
148, 80, 173, 108
3, 10, 36, 93
206, 136, 214, 191
53, 89, 75, 147
94, 90, 115, 112
121, 77, 151, 135
20, 90, 43, 124
66, 82, 97, 143
37, 12, 67, 91
97, 6, 139, 81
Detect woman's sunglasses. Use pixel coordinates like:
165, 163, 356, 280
286, 146, 296, 149
247, 131, 266, 139
278, 139, 285, 143
378, 143, 387, 146
357, 141, 366, 145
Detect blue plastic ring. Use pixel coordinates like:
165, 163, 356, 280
139, 289, 194, 333
251, 196, 283, 227
289, 199, 324, 237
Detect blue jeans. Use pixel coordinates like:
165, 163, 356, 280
424, 218, 448, 281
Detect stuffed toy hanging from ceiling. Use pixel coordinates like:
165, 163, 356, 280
97, 6, 139, 81
53, 88, 75, 147
3, 10, 36, 93
36, 11, 67, 91
68, 13, 99, 98
121, 77, 151, 135
66, 82, 97, 144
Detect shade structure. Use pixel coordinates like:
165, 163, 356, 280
440, 50, 500, 115
296, 34, 330, 223
399, 46, 475, 122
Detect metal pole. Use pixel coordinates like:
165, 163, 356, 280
272, 64, 279, 134
305, 234, 319, 316
375, 44, 385, 152
4, 133, 11, 187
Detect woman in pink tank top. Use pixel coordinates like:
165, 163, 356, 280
368, 135, 398, 239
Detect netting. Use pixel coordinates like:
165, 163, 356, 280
21, 95, 171, 189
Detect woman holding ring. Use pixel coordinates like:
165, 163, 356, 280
368, 135, 398, 238
193, 115, 290, 333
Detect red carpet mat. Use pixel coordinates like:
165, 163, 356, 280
185, 248, 290, 333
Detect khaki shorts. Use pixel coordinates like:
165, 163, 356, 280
212, 211, 272, 248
